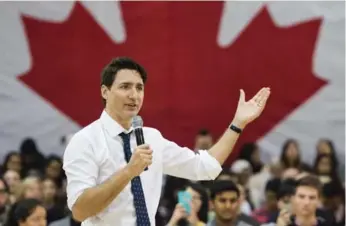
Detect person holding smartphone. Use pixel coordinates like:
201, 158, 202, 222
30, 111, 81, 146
167, 183, 208, 226
275, 176, 328, 226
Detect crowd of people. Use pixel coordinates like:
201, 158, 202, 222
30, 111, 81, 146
0, 130, 344, 226
155, 130, 345, 226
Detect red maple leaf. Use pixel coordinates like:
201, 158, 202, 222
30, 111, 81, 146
19, 2, 326, 165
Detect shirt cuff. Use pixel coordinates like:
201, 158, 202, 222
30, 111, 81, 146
198, 150, 223, 180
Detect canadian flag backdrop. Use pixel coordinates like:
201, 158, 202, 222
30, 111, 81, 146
0, 1, 344, 167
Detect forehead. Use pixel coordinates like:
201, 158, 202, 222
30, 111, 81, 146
31, 206, 46, 216
216, 191, 238, 199
5, 171, 19, 178
9, 154, 20, 160
114, 69, 143, 84
295, 186, 319, 196
196, 135, 212, 142
186, 187, 199, 196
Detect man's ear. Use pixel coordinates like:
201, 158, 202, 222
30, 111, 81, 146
101, 85, 109, 101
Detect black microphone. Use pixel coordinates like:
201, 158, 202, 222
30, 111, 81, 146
132, 115, 148, 171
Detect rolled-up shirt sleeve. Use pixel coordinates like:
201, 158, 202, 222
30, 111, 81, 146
158, 130, 222, 180
63, 133, 98, 210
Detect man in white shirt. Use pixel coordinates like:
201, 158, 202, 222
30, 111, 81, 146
63, 57, 271, 226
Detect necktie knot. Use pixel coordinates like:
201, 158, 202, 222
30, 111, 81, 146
119, 132, 131, 142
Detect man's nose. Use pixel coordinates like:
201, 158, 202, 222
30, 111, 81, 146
302, 198, 310, 205
225, 201, 233, 209
129, 88, 139, 99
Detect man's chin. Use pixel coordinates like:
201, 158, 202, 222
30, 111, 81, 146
124, 110, 139, 118
219, 214, 234, 222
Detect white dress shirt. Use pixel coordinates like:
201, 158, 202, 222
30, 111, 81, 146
63, 111, 222, 226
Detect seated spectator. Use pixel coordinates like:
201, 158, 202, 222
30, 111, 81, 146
167, 183, 208, 226
194, 129, 213, 151
238, 142, 263, 174
215, 171, 253, 215
321, 181, 345, 226
248, 162, 283, 209
15, 176, 42, 202
1, 152, 22, 175
44, 155, 65, 191
207, 180, 260, 226
230, 160, 252, 188
279, 139, 310, 171
5, 198, 47, 226
313, 154, 341, 185
3, 170, 21, 204
275, 175, 335, 226
19, 138, 46, 178
266, 178, 296, 223
252, 178, 281, 224
42, 178, 65, 224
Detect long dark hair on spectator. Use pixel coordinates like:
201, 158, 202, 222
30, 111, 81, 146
313, 154, 342, 187
316, 139, 339, 170
178, 183, 209, 226
2, 152, 21, 173
238, 142, 263, 173
280, 139, 301, 169
44, 155, 66, 189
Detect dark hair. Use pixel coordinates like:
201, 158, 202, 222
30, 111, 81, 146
100, 57, 147, 106
238, 142, 263, 173
317, 139, 337, 160
2, 151, 20, 172
45, 155, 62, 169
277, 179, 296, 200
45, 155, 65, 188
280, 139, 301, 168
295, 175, 322, 195
209, 180, 240, 200
238, 143, 257, 161
6, 199, 43, 226
322, 180, 344, 198
265, 178, 282, 195
197, 129, 211, 136
313, 154, 337, 177
184, 183, 209, 224
216, 169, 237, 180
20, 138, 39, 155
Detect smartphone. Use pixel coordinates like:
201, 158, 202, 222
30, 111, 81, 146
177, 191, 192, 214
283, 203, 292, 213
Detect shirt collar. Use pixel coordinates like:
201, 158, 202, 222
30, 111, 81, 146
100, 110, 133, 137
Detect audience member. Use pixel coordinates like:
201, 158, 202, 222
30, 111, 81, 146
207, 180, 260, 226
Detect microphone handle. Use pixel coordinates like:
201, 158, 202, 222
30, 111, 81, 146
134, 128, 148, 171
135, 128, 145, 145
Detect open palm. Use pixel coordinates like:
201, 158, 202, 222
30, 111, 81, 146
234, 87, 271, 126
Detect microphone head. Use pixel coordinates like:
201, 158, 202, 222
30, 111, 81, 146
132, 115, 143, 128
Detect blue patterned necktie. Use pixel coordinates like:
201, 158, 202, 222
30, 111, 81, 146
119, 132, 151, 226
